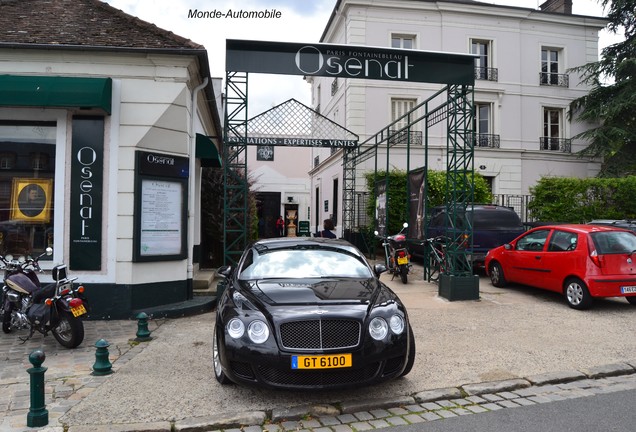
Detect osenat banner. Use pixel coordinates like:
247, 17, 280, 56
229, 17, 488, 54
226, 39, 476, 85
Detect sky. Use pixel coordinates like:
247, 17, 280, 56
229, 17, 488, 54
102, 0, 622, 116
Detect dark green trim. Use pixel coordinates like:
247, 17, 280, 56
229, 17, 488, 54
0, 75, 112, 114
196, 133, 222, 167
84, 280, 197, 320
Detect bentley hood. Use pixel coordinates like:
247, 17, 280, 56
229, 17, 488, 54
243, 278, 379, 306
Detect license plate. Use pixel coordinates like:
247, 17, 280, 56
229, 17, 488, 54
621, 286, 636, 294
291, 354, 352, 369
397, 256, 408, 265
70, 304, 87, 317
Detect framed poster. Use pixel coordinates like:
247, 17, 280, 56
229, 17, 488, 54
139, 179, 183, 256
11, 178, 53, 223
133, 151, 188, 262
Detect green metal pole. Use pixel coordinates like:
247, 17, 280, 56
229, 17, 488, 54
27, 350, 48, 428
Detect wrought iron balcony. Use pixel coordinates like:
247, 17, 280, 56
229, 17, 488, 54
540, 72, 569, 87
473, 133, 500, 149
475, 67, 498, 82
540, 137, 571, 152
388, 129, 423, 145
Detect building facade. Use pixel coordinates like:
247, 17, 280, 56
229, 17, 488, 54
0, 0, 223, 318
307, 0, 607, 234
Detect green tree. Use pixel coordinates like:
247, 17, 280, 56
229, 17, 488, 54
569, 0, 636, 176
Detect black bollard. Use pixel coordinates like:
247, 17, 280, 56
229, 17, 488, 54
135, 312, 153, 342
92, 338, 113, 376
27, 350, 49, 427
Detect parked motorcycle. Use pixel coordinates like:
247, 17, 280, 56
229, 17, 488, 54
375, 222, 412, 284
0, 248, 88, 348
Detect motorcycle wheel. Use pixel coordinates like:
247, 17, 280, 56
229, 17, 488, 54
52, 311, 85, 348
399, 264, 408, 284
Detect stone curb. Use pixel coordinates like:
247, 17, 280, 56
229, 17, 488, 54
413, 387, 463, 403
461, 378, 530, 396
579, 362, 635, 379
340, 395, 415, 414
63, 365, 636, 432
272, 404, 340, 422
68, 422, 172, 432
525, 370, 587, 386
174, 411, 268, 432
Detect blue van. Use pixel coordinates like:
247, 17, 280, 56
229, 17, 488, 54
413, 204, 525, 269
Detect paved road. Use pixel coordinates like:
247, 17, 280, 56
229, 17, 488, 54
1, 266, 635, 431
388, 388, 636, 432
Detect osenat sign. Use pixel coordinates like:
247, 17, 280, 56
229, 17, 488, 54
226, 39, 475, 85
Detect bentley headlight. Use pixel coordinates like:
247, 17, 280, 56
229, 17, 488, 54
389, 315, 405, 335
369, 317, 388, 340
227, 318, 245, 339
247, 320, 270, 344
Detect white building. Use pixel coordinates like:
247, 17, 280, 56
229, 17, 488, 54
0, 0, 223, 318
304, 0, 607, 234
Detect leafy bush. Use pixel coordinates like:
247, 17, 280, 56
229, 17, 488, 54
528, 176, 636, 222
364, 169, 492, 234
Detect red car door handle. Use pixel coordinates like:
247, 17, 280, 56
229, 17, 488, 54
535, 256, 541, 260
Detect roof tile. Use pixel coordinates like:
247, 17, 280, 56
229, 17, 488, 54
0, 0, 203, 50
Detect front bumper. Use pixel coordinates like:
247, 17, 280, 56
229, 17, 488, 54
219, 334, 409, 390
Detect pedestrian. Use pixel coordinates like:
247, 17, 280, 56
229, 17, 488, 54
276, 215, 285, 236
314, 219, 336, 238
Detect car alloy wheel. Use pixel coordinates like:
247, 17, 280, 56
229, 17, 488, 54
212, 325, 231, 384
489, 262, 507, 288
565, 278, 593, 310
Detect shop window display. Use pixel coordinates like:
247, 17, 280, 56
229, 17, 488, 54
0, 121, 55, 256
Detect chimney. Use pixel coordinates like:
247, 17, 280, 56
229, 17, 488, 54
539, 0, 573, 14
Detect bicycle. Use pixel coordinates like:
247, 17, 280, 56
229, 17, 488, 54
425, 236, 449, 282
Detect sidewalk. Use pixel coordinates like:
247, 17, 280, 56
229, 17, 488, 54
1, 269, 635, 431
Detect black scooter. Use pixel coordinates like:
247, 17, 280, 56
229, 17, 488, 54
375, 222, 411, 284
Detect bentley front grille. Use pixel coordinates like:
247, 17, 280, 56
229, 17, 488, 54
279, 319, 360, 350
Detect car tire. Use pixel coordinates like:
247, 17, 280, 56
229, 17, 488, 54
400, 324, 416, 377
213, 324, 232, 385
564, 278, 593, 310
489, 262, 507, 288
626, 296, 636, 306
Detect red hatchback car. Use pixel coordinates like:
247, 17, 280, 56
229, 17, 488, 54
485, 224, 636, 309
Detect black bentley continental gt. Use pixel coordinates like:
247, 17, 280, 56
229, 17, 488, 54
212, 237, 416, 390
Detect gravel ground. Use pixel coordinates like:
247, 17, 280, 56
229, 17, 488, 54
60, 271, 636, 426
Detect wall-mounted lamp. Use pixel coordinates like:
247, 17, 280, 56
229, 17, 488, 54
287, 196, 294, 203
479, 165, 487, 170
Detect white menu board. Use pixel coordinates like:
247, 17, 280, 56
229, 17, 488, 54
139, 179, 183, 256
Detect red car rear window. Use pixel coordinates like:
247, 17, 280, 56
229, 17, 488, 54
590, 231, 636, 254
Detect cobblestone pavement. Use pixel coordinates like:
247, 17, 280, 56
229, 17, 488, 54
0, 317, 165, 431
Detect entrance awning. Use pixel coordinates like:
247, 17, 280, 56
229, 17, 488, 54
195, 133, 222, 167
0, 75, 112, 114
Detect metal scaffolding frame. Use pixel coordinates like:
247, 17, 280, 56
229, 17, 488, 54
223, 40, 476, 294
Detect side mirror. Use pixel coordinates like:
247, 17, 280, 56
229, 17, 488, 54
217, 265, 233, 278
45, 247, 53, 256
402, 222, 408, 228
374, 230, 379, 236
373, 263, 388, 277
504, 243, 512, 251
